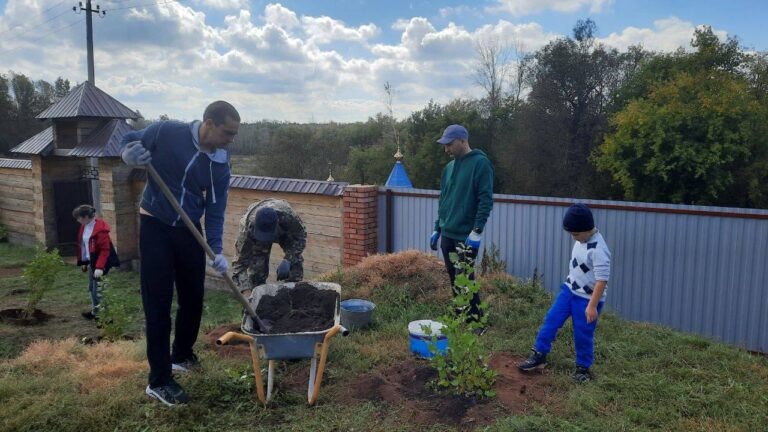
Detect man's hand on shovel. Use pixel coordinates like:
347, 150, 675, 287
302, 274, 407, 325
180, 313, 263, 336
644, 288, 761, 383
209, 254, 229, 274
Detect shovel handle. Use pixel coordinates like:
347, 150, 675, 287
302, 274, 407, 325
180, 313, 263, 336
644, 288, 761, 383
145, 165, 268, 330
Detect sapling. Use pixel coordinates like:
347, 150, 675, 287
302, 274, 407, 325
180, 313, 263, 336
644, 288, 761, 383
23, 246, 64, 319
425, 244, 496, 397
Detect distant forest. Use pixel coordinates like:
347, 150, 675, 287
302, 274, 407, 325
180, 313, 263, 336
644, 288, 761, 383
3, 21, 767, 208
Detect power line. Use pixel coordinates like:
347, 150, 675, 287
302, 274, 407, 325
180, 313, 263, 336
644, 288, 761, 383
0, 5, 70, 38
0, 17, 86, 55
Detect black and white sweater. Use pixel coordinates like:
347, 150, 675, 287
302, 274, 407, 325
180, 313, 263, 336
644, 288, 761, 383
564, 231, 611, 301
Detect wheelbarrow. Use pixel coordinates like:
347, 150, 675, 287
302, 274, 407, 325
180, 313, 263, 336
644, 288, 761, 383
216, 281, 348, 406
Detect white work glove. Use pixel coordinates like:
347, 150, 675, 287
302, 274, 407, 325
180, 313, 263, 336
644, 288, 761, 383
209, 254, 229, 274
465, 229, 482, 249
93, 269, 103, 279
121, 141, 152, 166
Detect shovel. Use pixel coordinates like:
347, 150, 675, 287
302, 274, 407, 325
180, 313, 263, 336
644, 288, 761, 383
145, 165, 272, 333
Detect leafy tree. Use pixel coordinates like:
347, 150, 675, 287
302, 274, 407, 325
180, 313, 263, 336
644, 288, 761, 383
596, 71, 764, 205
53, 77, 70, 101
506, 19, 629, 198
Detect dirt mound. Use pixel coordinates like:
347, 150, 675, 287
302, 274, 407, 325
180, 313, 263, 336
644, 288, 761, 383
255, 282, 338, 333
322, 250, 451, 302
341, 352, 555, 429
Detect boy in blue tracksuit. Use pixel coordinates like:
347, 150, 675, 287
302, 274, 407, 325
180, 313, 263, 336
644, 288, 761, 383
120, 101, 240, 406
518, 203, 611, 382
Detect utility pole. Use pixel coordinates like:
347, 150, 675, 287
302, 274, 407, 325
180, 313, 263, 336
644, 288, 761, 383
73, 1, 106, 213
73, 0, 105, 84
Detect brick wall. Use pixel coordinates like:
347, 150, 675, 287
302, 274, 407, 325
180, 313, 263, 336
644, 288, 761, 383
342, 185, 378, 266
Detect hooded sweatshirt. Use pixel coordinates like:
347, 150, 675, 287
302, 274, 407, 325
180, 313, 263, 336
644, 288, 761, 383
76, 218, 112, 271
434, 149, 494, 240
121, 120, 230, 254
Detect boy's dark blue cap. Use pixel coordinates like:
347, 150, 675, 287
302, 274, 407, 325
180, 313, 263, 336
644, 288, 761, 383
253, 207, 278, 242
563, 203, 594, 232
437, 124, 469, 144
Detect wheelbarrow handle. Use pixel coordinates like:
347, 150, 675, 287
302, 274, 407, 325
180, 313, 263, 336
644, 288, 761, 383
145, 165, 269, 332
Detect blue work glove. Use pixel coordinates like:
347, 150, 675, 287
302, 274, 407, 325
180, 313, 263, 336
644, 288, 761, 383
121, 141, 152, 166
429, 231, 440, 251
208, 254, 229, 274
276, 259, 290, 281
465, 229, 482, 249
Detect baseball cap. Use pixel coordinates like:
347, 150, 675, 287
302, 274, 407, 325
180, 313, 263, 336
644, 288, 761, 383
253, 207, 278, 242
437, 124, 469, 144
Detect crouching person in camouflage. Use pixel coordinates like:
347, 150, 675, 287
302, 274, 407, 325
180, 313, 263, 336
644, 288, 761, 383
232, 198, 307, 296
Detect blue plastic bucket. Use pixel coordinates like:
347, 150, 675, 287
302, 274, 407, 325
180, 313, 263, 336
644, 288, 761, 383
408, 320, 447, 358
340, 299, 376, 330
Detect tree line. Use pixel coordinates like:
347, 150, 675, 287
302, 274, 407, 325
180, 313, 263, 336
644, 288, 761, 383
0, 73, 70, 154
228, 21, 768, 208
3, 20, 766, 209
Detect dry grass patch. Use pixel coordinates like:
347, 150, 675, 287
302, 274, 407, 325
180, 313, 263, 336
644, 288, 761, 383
322, 250, 451, 302
12, 338, 145, 394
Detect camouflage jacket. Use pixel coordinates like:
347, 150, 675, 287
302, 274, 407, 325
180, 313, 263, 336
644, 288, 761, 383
232, 198, 307, 291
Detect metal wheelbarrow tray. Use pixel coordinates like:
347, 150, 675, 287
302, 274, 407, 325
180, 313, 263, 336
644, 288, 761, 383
216, 281, 347, 405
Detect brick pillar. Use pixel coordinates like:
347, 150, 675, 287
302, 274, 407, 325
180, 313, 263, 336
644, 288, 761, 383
343, 185, 378, 267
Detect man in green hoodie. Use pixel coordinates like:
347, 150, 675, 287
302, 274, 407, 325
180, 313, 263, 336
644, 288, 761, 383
429, 124, 494, 327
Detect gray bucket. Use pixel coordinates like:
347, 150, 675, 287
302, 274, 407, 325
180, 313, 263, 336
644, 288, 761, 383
340, 299, 376, 330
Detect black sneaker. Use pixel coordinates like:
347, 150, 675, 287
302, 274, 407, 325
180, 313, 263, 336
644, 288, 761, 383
81, 311, 96, 320
472, 327, 488, 336
518, 349, 547, 371
572, 366, 592, 383
145, 380, 189, 406
171, 353, 200, 373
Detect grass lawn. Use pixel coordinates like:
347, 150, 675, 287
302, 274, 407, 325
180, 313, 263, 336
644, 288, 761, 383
0, 243, 766, 431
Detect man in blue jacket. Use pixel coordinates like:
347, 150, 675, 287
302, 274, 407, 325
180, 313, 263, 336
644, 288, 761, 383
121, 101, 240, 406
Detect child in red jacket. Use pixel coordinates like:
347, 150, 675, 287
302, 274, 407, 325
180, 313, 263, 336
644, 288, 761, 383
73, 205, 114, 320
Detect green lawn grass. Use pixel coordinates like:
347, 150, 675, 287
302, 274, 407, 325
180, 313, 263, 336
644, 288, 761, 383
0, 243, 766, 431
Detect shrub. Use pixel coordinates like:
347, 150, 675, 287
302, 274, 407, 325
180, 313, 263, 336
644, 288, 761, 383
0, 225, 8, 242
97, 277, 130, 342
23, 247, 64, 318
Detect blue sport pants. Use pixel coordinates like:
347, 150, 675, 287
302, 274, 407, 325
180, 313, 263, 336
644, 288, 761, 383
534, 284, 604, 368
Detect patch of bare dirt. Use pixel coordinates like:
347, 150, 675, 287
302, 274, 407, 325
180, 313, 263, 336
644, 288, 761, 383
0, 267, 23, 277
0, 308, 52, 325
203, 323, 251, 360
340, 352, 556, 429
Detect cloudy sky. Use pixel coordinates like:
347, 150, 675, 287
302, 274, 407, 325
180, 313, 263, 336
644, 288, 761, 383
1, 0, 766, 122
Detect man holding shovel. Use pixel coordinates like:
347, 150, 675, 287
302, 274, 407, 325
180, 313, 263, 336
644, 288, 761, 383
120, 101, 240, 406
232, 198, 307, 296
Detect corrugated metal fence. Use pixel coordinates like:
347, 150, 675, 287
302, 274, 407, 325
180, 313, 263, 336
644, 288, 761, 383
378, 187, 768, 353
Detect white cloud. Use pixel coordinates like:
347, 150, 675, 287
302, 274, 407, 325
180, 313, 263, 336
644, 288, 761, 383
598, 17, 729, 52
2, 1, 656, 123
488, 0, 612, 16
197, 0, 249, 10
301, 15, 379, 45
263, 3, 299, 29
